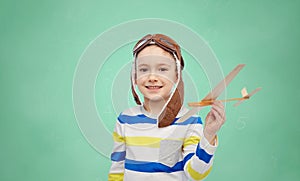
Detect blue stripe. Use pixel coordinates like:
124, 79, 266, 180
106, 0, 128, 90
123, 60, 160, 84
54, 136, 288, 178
182, 153, 194, 166
111, 151, 126, 162
118, 114, 157, 124
125, 159, 183, 173
172, 117, 202, 125
196, 144, 213, 163
118, 114, 202, 125
124, 153, 194, 173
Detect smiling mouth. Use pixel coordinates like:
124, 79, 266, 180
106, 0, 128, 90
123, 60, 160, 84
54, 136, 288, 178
145, 86, 163, 89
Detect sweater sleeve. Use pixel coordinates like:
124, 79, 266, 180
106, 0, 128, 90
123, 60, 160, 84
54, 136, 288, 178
108, 118, 126, 181
182, 117, 218, 181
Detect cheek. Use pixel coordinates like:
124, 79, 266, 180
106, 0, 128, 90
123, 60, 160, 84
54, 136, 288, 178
161, 72, 177, 84
136, 70, 152, 80
135, 76, 146, 85
172, 72, 178, 82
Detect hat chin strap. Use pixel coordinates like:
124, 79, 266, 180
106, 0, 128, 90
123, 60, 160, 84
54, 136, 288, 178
131, 55, 142, 106
157, 53, 183, 127
131, 53, 184, 127
158, 78, 184, 127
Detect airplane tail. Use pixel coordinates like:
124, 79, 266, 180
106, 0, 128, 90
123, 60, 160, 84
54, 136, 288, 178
234, 87, 262, 107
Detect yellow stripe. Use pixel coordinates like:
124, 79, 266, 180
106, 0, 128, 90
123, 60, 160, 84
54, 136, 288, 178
108, 173, 124, 181
113, 133, 185, 148
183, 136, 200, 147
126, 136, 162, 148
125, 137, 183, 148
187, 162, 212, 180
113, 132, 125, 143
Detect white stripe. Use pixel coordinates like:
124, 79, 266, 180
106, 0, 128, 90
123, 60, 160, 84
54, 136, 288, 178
124, 169, 189, 181
189, 155, 213, 174
125, 124, 191, 138
110, 160, 125, 173
199, 136, 217, 155
122, 106, 142, 116
111, 142, 125, 152
126, 146, 160, 161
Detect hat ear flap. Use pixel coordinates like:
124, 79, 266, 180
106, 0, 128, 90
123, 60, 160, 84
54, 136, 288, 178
158, 78, 184, 128
180, 56, 184, 69
131, 82, 142, 105
131, 58, 142, 105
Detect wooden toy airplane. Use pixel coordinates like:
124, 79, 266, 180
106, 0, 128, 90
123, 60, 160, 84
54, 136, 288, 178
176, 64, 261, 123
188, 87, 261, 107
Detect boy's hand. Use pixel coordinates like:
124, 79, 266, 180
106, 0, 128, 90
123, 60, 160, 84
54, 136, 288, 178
204, 101, 226, 144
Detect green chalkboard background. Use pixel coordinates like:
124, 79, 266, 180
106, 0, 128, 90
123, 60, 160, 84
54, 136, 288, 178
1, 0, 299, 180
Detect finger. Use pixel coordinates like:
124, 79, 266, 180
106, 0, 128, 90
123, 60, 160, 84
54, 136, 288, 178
208, 109, 222, 128
206, 111, 215, 121
212, 100, 224, 110
212, 106, 225, 120
212, 109, 226, 125
212, 103, 225, 120
213, 106, 226, 123
212, 102, 225, 115
211, 109, 225, 125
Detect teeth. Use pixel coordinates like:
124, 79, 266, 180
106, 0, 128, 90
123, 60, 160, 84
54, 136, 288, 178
147, 86, 161, 89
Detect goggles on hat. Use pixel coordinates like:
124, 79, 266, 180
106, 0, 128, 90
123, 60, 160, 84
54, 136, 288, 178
133, 34, 184, 69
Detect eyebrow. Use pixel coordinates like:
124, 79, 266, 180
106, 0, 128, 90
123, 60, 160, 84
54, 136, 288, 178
137, 63, 149, 67
157, 63, 172, 67
137, 63, 172, 67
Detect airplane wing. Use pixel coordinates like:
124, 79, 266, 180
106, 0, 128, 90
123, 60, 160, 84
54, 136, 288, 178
176, 64, 245, 123
202, 64, 245, 101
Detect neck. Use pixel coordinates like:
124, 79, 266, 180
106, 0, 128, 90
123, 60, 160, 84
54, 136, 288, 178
143, 98, 168, 117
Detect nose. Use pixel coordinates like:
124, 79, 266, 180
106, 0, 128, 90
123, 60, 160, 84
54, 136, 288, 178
148, 73, 158, 83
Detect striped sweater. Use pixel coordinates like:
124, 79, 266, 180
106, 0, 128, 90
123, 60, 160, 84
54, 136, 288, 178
108, 106, 217, 181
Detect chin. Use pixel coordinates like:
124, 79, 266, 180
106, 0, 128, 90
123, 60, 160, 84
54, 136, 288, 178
145, 95, 169, 102
149, 97, 164, 102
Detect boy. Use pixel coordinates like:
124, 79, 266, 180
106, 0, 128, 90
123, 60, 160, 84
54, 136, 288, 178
108, 34, 225, 181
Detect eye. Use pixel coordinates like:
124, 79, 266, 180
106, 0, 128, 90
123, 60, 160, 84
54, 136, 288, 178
159, 67, 168, 72
139, 68, 148, 72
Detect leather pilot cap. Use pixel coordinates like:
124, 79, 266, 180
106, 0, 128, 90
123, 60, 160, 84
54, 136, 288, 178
131, 34, 185, 127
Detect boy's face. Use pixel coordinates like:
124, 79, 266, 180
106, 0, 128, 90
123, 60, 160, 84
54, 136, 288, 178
136, 45, 177, 102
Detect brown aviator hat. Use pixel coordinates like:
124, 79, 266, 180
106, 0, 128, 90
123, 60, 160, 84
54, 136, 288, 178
131, 34, 185, 127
